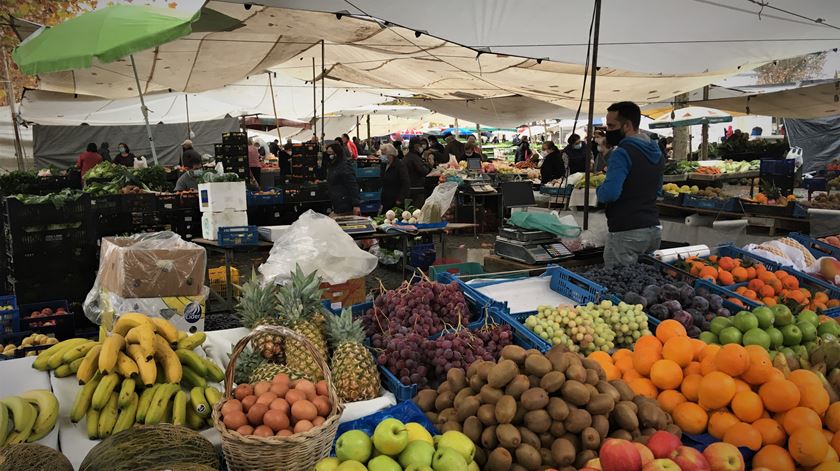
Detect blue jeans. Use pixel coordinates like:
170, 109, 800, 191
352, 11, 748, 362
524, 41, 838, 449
604, 226, 662, 267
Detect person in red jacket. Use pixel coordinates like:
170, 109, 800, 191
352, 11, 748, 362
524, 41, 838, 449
342, 133, 358, 159
77, 142, 103, 177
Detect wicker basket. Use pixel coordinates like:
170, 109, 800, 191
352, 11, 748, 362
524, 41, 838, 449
212, 325, 345, 471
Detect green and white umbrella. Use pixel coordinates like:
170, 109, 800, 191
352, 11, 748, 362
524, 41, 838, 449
648, 106, 733, 129
13, 4, 200, 164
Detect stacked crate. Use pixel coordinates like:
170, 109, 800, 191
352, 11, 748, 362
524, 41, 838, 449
216, 132, 249, 180
355, 158, 383, 215
284, 143, 330, 205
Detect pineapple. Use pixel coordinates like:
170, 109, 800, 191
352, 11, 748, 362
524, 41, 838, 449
234, 348, 263, 385
327, 309, 380, 402
237, 269, 285, 363
276, 266, 328, 381
250, 362, 306, 383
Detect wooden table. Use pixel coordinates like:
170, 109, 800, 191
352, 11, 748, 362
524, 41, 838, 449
192, 238, 274, 312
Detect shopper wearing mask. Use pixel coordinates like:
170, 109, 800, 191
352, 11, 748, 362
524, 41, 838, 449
175, 152, 203, 191
113, 143, 135, 167
462, 144, 478, 162
392, 138, 404, 160
597, 101, 664, 267
405, 136, 432, 207
325, 142, 361, 217
516, 135, 532, 162
379, 143, 410, 212
444, 134, 464, 160
427, 136, 448, 164
539, 141, 565, 183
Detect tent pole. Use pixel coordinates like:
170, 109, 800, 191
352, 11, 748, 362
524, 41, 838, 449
320, 39, 325, 145
130, 54, 158, 166
701, 85, 710, 160
356, 116, 360, 138
366, 114, 371, 142
267, 72, 282, 143
3, 49, 25, 171
312, 57, 317, 139
476, 123, 482, 153
583, 0, 602, 230
185, 94, 191, 139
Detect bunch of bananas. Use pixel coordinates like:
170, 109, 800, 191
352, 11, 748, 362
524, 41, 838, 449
2, 334, 59, 357
31, 313, 225, 439
0, 390, 59, 445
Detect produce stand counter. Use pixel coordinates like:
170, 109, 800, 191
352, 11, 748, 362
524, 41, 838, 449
351, 223, 478, 274
192, 238, 275, 313
656, 202, 810, 236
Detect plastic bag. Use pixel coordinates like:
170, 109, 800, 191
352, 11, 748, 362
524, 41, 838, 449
133, 156, 148, 169
507, 211, 582, 238
742, 238, 819, 273
786, 147, 803, 169
419, 182, 458, 223
259, 210, 378, 285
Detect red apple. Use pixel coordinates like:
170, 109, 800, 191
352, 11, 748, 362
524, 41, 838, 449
643, 459, 681, 471
702, 442, 745, 471
671, 446, 710, 471
634, 443, 655, 466
586, 458, 603, 470
600, 438, 643, 471
647, 431, 682, 459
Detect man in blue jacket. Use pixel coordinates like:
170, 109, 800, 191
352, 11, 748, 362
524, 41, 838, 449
596, 101, 664, 267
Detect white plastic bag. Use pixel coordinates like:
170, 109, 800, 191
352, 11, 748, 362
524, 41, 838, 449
133, 156, 148, 169
258, 210, 378, 285
419, 182, 458, 223
786, 147, 803, 169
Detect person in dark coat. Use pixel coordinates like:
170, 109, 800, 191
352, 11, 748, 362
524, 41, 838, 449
182, 139, 202, 169
427, 136, 448, 164
378, 143, 410, 212
405, 136, 432, 207
444, 134, 464, 160
516, 135, 532, 162
279, 143, 292, 175
561, 133, 588, 174
325, 142, 361, 216
539, 141, 565, 183
269, 139, 281, 157
99, 142, 111, 162
113, 143, 136, 167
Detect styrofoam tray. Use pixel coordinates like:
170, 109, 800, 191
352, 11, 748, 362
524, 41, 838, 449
472, 276, 576, 314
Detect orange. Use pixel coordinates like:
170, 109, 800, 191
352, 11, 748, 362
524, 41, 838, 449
698, 371, 736, 409
588, 350, 612, 364
783, 407, 823, 435
832, 430, 840, 456
775, 269, 790, 280
672, 402, 708, 435
632, 348, 661, 377
825, 403, 840, 433
715, 344, 750, 377
814, 462, 840, 471
743, 289, 758, 300
753, 418, 787, 446
824, 429, 835, 446
690, 339, 706, 360
700, 344, 721, 361
731, 391, 764, 423
700, 354, 718, 375
762, 297, 777, 307
628, 378, 658, 399
718, 270, 735, 286
611, 348, 632, 361
788, 369, 830, 415
683, 361, 702, 376
699, 266, 719, 282
748, 279, 765, 292
782, 276, 799, 290
655, 320, 687, 344
680, 374, 703, 402
650, 359, 683, 390
747, 266, 757, 280
741, 345, 774, 385
635, 335, 663, 352
718, 256, 736, 271
759, 379, 801, 413
615, 356, 634, 374
758, 271, 776, 283
602, 363, 621, 381
623, 369, 642, 381
657, 390, 687, 413
789, 427, 830, 467
786, 290, 806, 304
662, 336, 694, 367
732, 266, 749, 282
752, 445, 796, 471
734, 378, 751, 393
728, 297, 745, 308
759, 285, 776, 298
708, 411, 740, 439
723, 422, 762, 451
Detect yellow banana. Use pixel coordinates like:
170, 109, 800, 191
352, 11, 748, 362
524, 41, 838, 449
112, 392, 139, 435
185, 399, 205, 430
45, 338, 89, 370
76, 344, 102, 385
189, 387, 210, 418
125, 324, 155, 361
136, 385, 159, 423
91, 373, 120, 411
1, 397, 37, 444
203, 358, 225, 383
177, 331, 188, 341
54, 363, 74, 378
112, 313, 154, 337
69, 357, 83, 374
149, 317, 179, 344
32, 338, 86, 371
118, 378, 136, 408
176, 332, 206, 351
126, 345, 156, 386
71, 373, 102, 423
172, 390, 187, 426
115, 352, 139, 378
86, 407, 100, 440
0, 401, 9, 444
98, 333, 125, 374
153, 335, 182, 384
97, 392, 119, 438
145, 384, 179, 425
204, 386, 222, 408
175, 349, 207, 378
62, 341, 99, 363
19, 389, 58, 443
98, 326, 106, 343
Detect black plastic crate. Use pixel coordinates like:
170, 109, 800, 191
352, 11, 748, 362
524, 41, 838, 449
247, 206, 284, 226
129, 211, 162, 228
7, 248, 96, 279
156, 193, 179, 211
178, 192, 199, 209
214, 143, 224, 157
222, 132, 248, 146
358, 178, 383, 192
6, 223, 95, 259
219, 155, 248, 167
121, 193, 157, 212
740, 200, 797, 217
90, 195, 123, 216
291, 143, 319, 156
8, 272, 95, 305
19, 300, 74, 340
291, 155, 318, 167
3, 194, 90, 230
95, 213, 132, 237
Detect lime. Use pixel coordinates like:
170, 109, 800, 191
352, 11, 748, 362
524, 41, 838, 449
742, 328, 771, 350
710, 317, 732, 335
719, 326, 744, 345
751, 306, 775, 329
797, 321, 817, 342
772, 304, 794, 326
733, 312, 759, 333
699, 331, 719, 345
781, 324, 802, 346
766, 327, 784, 349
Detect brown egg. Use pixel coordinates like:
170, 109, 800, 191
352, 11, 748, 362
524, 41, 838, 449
223, 411, 247, 430
275, 429, 293, 437
269, 382, 289, 398
295, 380, 317, 400
241, 395, 258, 412
254, 381, 272, 396
315, 380, 329, 397
221, 399, 243, 416
290, 400, 318, 422
285, 389, 306, 406
263, 409, 290, 432
293, 420, 313, 434
247, 403, 268, 426
269, 398, 290, 414
235, 425, 254, 436
256, 392, 277, 405
272, 373, 291, 385
312, 416, 325, 427
234, 384, 254, 400
312, 396, 331, 417
253, 425, 274, 437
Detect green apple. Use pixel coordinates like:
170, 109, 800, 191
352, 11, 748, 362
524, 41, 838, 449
373, 418, 409, 456
404, 466, 433, 471
315, 457, 341, 471
368, 455, 402, 471
710, 317, 732, 335
467, 461, 480, 471
781, 324, 802, 346
798, 321, 818, 342
767, 327, 784, 349
752, 306, 775, 329
798, 309, 819, 327
819, 319, 840, 337
336, 430, 373, 463
699, 331, 718, 344
772, 304, 794, 327
435, 431, 476, 464
399, 441, 435, 468
718, 326, 743, 345
742, 328, 771, 350
432, 447, 467, 471
336, 461, 367, 471
733, 312, 759, 333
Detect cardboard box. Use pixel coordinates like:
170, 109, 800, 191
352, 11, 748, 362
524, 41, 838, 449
198, 181, 247, 213
201, 210, 249, 240
321, 277, 366, 310
100, 288, 208, 333
98, 236, 206, 298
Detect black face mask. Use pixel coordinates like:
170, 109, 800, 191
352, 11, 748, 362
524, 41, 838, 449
605, 128, 625, 147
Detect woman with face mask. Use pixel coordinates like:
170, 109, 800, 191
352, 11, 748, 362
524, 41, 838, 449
379, 143, 410, 213
561, 134, 588, 175
113, 143, 136, 167
325, 142, 361, 217
405, 136, 432, 207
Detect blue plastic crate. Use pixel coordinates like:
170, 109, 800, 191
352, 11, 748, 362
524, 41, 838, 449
359, 190, 381, 201
409, 243, 436, 271
333, 401, 436, 452
355, 167, 381, 178
540, 184, 573, 196
246, 191, 283, 206
789, 232, 840, 259
0, 295, 20, 335
217, 226, 259, 247
682, 195, 741, 212
359, 200, 381, 214
760, 158, 795, 176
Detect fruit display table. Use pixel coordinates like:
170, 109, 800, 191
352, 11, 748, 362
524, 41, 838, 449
0, 356, 58, 450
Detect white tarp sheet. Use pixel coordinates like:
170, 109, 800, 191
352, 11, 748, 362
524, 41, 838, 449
404, 96, 577, 128
692, 81, 840, 119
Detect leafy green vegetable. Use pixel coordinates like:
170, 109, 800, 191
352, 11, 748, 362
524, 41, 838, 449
0, 170, 38, 196
11, 188, 84, 209
130, 166, 170, 191
83, 161, 129, 181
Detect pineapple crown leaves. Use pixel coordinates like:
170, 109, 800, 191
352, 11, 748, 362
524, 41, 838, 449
236, 268, 280, 329
274, 265, 326, 324
326, 308, 366, 348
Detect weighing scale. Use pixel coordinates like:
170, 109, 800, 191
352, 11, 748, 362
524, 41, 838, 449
463, 173, 496, 194
334, 216, 377, 235
494, 225, 573, 264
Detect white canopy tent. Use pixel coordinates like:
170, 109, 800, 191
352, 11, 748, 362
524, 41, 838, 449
692, 81, 840, 119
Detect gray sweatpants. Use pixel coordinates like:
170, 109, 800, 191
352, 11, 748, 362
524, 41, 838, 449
603, 226, 662, 267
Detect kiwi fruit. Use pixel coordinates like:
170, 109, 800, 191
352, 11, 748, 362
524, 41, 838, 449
513, 402, 527, 424
496, 423, 522, 449
467, 360, 484, 378
505, 375, 531, 399
561, 433, 581, 452
610, 380, 636, 402
479, 385, 504, 405
547, 348, 570, 372
585, 368, 601, 385
485, 447, 513, 471
456, 395, 481, 422
547, 397, 570, 421
440, 421, 461, 433
550, 438, 576, 467
638, 402, 665, 429
581, 427, 600, 450
478, 403, 498, 426
488, 360, 519, 388
518, 427, 541, 449
560, 380, 590, 406
575, 450, 597, 469
584, 383, 600, 398
524, 410, 551, 434
414, 389, 437, 412
476, 361, 494, 380
515, 443, 542, 470
469, 374, 487, 393
563, 407, 592, 434
540, 447, 556, 468
495, 395, 517, 424
524, 354, 552, 377
424, 411, 438, 424
550, 420, 566, 437
540, 371, 565, 393
511, 464, 529, 471
540, 432, 555, 449
447, 368, 468, 391
586, 393, 615, 415
596, 380, 621, 403
613, 402, 640, 431
581, 358, 601, 371
463, 415, 483, 443
665, 423, 683, 438
438, 407, 457, 424
453, 388, 473, 410
475, 448, 487, 468
565, 363, 586, 383
501, 345, 527, 364
520, 388, 550, 411
592, 414, 609, 440
482, 425, 499, 448
435, 391, 455, 411
527, 375, 541, 388
438, 381, 451, 393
